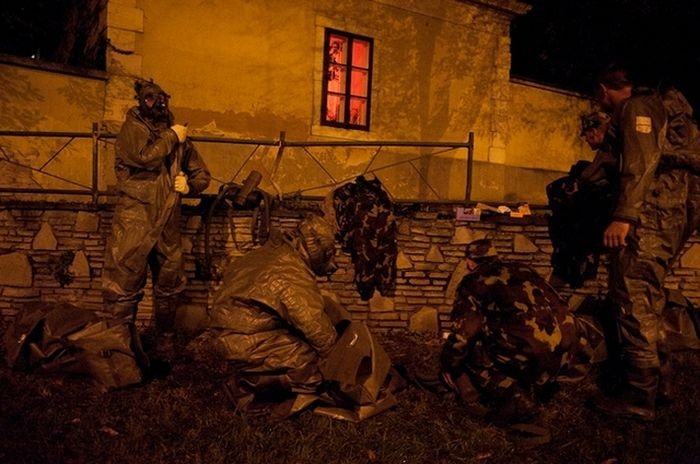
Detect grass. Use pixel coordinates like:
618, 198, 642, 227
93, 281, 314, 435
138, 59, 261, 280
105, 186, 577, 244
1, 328, 699, 464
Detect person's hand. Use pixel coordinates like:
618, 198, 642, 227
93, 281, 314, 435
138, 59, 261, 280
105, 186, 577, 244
170, 124, 187, 143
603, 220, 630, 248
174, 171, 190, 194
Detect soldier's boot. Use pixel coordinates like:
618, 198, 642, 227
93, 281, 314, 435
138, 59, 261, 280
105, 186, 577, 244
149, 296, 180, 377
490, 391, 539, 426
104, 299, 150, 372
154, 296, 180, 357
453, 373, 489, 419
589, 366, 658, 422
657, 351, 674, 406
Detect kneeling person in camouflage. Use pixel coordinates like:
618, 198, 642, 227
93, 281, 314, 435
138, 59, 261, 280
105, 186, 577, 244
440, 239, 602, 424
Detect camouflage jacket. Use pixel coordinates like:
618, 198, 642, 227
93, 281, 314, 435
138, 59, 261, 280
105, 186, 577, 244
333, 176, 397, 300
442, 259, 589, 384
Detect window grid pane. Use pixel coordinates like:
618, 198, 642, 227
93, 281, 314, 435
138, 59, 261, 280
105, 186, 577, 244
322, 29, 372, 130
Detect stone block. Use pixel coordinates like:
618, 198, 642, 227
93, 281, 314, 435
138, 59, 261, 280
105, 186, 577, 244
108, 3, 144, 31
681, 244, 700, 268
514, 233, 538, 253
69, 251, 91, 278
109, 52, 143, 78
396, 251, 413, 270
0, 252, 33, 287
32, 222, 58, 250
107, 27, 137, 51
426, 245, 444, 263
409, 306, 439, 335
398, 219, 411, 235
75, 211, 100, 232
368, 293, 395, 312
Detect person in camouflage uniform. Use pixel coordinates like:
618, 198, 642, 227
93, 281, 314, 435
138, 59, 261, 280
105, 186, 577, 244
440, 239, 602, 424
332, 175, 397, 300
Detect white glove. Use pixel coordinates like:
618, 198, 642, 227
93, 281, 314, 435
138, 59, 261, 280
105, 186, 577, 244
174, 171, 190, 194
170, 124, 188, 143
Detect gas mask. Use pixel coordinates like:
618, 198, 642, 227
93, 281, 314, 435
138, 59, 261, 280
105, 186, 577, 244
297, 215, 338, 276
134, 80, 171, 124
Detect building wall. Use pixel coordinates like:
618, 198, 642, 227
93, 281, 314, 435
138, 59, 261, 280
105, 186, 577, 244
2, 202, 700, 333
1, 0, 591, 204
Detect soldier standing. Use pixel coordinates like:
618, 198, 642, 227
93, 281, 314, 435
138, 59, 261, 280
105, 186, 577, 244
590, 65, 689, 421
102, 79, 211, 368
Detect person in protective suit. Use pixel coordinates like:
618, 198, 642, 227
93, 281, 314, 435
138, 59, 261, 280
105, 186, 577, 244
546, 111, 618, 288
589, 64, 689, 421
206, 215, 340, 415
440, 239, 604, 425
102, 79, 211, 367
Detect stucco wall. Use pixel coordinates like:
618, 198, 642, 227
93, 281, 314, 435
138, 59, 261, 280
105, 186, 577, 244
0, 63, 106, 192
105, 0, 524, 201
1, 0, 594, 204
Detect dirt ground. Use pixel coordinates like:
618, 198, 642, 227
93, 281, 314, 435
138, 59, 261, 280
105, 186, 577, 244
1, 328, 699, 464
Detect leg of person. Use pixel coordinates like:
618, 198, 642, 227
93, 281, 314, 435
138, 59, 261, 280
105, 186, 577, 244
595, 171, 687, 420
102, 198, 152, 325
102, 200, 152, 370
150, 209, 187, 363
216, 329, 323, 415
462, 340, 538, 425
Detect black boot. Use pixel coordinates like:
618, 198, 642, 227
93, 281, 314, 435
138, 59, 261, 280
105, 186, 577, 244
588, 366, 658, 422
153, 296, 179, 361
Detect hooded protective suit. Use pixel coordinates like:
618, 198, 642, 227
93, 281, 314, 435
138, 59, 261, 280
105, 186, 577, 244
208, 216, 338, 398
102, 80, 210, 334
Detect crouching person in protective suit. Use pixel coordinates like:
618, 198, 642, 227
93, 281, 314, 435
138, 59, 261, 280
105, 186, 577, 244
440, 239, 605, 426
205, 214, 400, 420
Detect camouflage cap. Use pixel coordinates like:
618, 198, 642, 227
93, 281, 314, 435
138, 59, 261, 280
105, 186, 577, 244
580, 111, 611, 135
466, 239, 497, 261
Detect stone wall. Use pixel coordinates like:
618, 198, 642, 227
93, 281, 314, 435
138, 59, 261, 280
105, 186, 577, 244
3, 201, 700, 335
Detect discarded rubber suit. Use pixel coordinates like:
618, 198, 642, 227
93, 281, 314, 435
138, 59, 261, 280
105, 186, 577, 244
3, 302, 142, 391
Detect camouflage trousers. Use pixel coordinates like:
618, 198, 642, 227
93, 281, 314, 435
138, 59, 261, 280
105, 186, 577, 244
443, 316, 600, 404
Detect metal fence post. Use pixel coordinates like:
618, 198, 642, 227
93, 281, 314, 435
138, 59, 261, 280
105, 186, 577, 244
91, 122, 100, 205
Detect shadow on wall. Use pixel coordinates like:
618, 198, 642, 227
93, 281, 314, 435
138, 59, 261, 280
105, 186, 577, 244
471, 161, 565, 205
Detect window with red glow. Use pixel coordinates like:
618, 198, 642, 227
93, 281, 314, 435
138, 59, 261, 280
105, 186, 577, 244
322, 29, 373, 130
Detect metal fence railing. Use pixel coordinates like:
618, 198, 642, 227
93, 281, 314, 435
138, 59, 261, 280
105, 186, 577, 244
0, 125, 474, 204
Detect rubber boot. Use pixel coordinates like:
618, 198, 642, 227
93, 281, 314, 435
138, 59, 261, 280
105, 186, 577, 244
104, 299, 150, 373
589, 366, 658, 422
153, 296, 178, 362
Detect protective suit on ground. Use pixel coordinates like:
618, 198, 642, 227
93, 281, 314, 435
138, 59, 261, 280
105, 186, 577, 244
205, 215, 399, 420
102, 80, 210, 363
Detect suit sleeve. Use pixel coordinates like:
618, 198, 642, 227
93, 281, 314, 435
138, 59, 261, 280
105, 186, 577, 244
116, 118, 178, 170
613, 98, 666, 222
182, 141, 211, 194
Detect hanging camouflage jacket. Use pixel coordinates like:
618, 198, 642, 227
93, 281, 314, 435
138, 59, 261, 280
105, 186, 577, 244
332, 176, 397, 300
